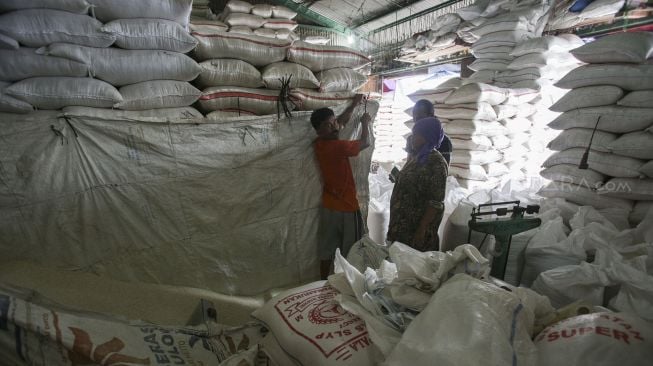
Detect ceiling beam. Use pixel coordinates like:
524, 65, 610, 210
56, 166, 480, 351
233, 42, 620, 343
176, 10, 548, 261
271, 0, 350, 34
348, 0, 416, 29
364, 0, 464, 35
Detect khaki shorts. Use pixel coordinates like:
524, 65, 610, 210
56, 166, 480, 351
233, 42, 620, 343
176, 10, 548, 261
317, 207, 364, 260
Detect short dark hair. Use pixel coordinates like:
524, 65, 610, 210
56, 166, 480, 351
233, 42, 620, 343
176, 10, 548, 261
414, 99, 435, 117
310, 108, 335, 131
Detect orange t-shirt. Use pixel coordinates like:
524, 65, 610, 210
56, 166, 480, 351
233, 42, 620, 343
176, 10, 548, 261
313, 139, 361, 212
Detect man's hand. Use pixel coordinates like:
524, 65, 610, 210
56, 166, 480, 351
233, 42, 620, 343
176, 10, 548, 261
361, 112, 372, 124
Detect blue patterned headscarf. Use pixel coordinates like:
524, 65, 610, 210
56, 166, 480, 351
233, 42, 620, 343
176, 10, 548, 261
412, 117, 444, 165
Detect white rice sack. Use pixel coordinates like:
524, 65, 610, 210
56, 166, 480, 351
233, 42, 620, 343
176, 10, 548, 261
493, 68, 540, 84
6, 76, 122, 109
640, 161, 653, 178
0, 33, 18, 50
0, 9, 115, 48
468, 59, 511, 72
199, 86, 288, 115
228, 26, 253, 35
538, 182, 633, 210
225, 13, 265, 28
263, 18, 298, 31
193, 31, 291, 66
547, 128, 617, 153
444, 120, 508, 137
471, 46, 514, 60
570, 31, 653, 64
556, 64, 653, 91
449, 164, 489, 181
87, 0, 192, 27
189, 20, 229, 33
607, 131, 653, 160
490, 134, 511, 149
451, 149, 502, 165
287, 41, 370, 72
101, 19, 198, 53
251, 4, 273, 18
430, 13, 462, 37
543, 148, 645, 179
510, 34, 584, 57
617, 90, 653, 108
503, 88, 540, 105
464, 70, 497, 84
252, 281, 376, 366
450, 135, 493, 151
0, 81, 33, 113
550, 85, 624, 112
435, 102, 498, 121
484, 162, 509, 177
508, 51, 579, 70
597, 178, 653, 200
317, 68, 367, 93
253, 28, 295, 40
549, 106, 653, 134
290, 88, 354, 111
540, 164, 606, 189
408, 77, 462, 104
469, 6, 549, 38
492, 103, 518, 120
207, 109, 259, 120
630, 201, 653, 223
0, 0, 90, 13
0, 48, 89, 82
115, 80, 200, 110
444, 82, 507, 105
580, 0, 626, 19
196, 59, 263, 88
472, 30, 535, 51
262, 62, 319, 89
457, 0, 490, 21
535, 313, 653, 366
38, 43, 201, 86
62, 105, 203, 120
226, 0, 252, 13
272, 5, 297, 19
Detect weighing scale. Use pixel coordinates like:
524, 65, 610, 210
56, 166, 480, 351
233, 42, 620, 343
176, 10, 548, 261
467, 201, 541, 280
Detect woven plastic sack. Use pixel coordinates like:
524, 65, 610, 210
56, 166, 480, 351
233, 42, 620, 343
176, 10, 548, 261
0, 81, 33, 113
534, 313, 653, 366
317, 68, 367, 93
630, 201, 653, 224
0, 48, 89, 82
196, 59, 262, 89
547, 128, 617, 153
449, 164, 488, 181
435, 102, 497, 121
571, 31, 653, 64
0, 9, 115, 48
252, 281, 376, 366
206, 110, 259, 121
556, 64, 653, 91
0, 33, 18, 50
597, 178, 653, 200
198, 86, 286, 115
290, 88, 354, 111
261, 62, 319, 89
511, 34, 584, 56
87, 0, 192, 27
640, 161, 653, 178
263, 18, 298, 31
540, 164, 606, 189
228, 26, 253, 35
507, 52, 579, 70
38, 43, 201, 86
538, 182, 633, 211
532, 262, 611, 308
225, 13, 265, 28
607, 131, 653, 160
101, 19, 198, 53
444, 82, 507, 105
503, 88, 540, 105
6, 76, 122, 109
253, 28, 295, 40
468, 58, 511, 72
451, 149, 502, 165
617, 90, 653, 108
543, 148, 645, 179
272, 5, 297, 19
226, 0, 252, 13
550, 85, 624, 112
287, 41, 370, 72
115, 80, 200, 110
189, 20, 229, 33
549, 106, 653, 134
443, 120, 508, 137
251, 4, 273, 18
450, 135, 492, 151
193, 31, 291, 66
62, 106, 203, 121
0, 0, 90, 13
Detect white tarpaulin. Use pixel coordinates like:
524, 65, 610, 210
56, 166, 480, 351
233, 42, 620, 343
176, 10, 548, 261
0, 102, 378, 297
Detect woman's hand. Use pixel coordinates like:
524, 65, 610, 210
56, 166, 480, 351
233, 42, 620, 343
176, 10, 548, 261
413, 227, 428, 251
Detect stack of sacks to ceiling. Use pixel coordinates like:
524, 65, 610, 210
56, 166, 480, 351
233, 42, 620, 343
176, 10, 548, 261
539, 32, 653, 225
546, 0, 629, 33
374, 91, 413, 163
493, 34, 585, 181
399, 13, 462, 58
192, 2, 371, 119
217, 0, 299, 41
0, 0, 204, 117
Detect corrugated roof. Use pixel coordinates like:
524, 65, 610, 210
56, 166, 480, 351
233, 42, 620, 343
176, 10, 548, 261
354, 0, 456, 34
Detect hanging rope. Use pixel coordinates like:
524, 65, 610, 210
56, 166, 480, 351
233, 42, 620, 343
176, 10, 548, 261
277, 74, 294, 120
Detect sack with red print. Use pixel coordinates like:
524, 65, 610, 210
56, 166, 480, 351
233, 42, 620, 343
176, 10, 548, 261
252, 281, 376, 366
534, 312, 653, 366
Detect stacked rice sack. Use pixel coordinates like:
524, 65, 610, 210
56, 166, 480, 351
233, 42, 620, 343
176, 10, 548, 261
374, 91, 413, 163
399, 13, 462, 58
493, 34, 585, 180
217, 0, 299, 41
192, 0, 370, 120
539, 32, 653, 225
0, 0, 203, 117
546, 0, 628, 32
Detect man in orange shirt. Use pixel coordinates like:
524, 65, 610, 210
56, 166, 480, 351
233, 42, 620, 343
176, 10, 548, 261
311, 94, 372, 279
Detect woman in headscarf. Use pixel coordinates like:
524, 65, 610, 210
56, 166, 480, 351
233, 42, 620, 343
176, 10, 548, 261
386, 110, 448, 251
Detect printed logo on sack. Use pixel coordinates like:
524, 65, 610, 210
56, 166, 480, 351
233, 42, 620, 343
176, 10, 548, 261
274, 285, 371, 361
535, 314, 646, 346
68, 327, 150, 366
